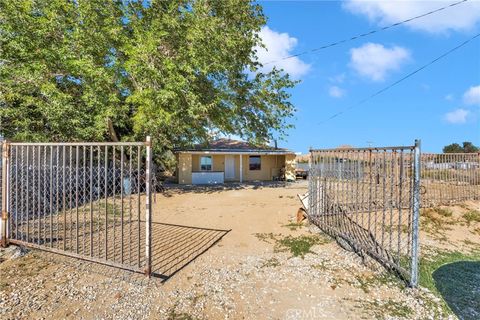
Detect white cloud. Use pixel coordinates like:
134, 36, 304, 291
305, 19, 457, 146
329, 73, 346, 83
343, 0, 480, 34
255, 26, 310, 78
329, 86, 346, 98
444, 94, 454, 101
463, 85, 480, 105
444, 108, 469, 124
349, 43, 410, 81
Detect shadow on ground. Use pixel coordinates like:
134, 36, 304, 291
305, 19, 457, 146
160, 181, 301, 197
151, 222, 230, 282
433, 261, 480, 320
8, 221, 230, 285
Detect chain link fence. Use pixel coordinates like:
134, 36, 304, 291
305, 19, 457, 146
421, 153, 480, 206
308, 142, 421, 286
2, 140, 153, 274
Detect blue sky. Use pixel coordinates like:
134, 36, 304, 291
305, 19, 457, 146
255, 0, 480, 153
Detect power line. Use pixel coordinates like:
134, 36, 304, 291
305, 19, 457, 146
318, 32, 480, 125
263, 0, 469, 65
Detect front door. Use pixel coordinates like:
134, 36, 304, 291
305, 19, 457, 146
225, 155, 235, 180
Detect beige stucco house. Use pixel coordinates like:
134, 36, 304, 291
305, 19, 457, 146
175, 139, 296, 184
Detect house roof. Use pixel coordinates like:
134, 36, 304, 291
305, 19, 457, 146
176, 139, 294, 154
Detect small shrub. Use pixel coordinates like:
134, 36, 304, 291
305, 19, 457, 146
255, 233, 330, 258
463, 210, 480, 226
436, 208, 453, 218
421, 208, 451, 234
277, 235, 329, 258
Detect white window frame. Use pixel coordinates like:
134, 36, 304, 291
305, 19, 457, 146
200, 155, 213, 171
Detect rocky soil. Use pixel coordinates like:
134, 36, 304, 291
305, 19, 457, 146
1, 183, 478, 319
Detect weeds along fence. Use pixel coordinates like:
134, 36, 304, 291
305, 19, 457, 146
0, 139, 153, 275
421, 153, 480, 206
308, 142, 421, 287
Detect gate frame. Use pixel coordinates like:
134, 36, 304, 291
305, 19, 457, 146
0, 137, 153, 277
1, 140, 10, 247
411, 139, 421, 287
308, 139, 421, 287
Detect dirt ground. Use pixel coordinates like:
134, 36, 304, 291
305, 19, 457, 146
1, 180, 479, 319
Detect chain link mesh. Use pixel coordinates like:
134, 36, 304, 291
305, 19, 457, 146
7, 143, 150, 272
308, 146, 419, 285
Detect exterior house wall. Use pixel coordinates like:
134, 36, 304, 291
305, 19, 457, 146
176, 152, 295, 184
191, 154, 225, 172
177, 153, 192, 184
241, 154, 285, 181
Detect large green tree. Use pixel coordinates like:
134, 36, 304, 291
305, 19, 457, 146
443, 142, 479, 153
0, 0, 297, 164
0, 0, 128, 141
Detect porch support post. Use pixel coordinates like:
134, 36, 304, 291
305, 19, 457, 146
239, 154, 243, 183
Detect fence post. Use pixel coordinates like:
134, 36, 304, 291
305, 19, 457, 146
410, 139, 421, 287
145, 136, 152, 277
308, 150, 312, 216
1, 140, 9, 247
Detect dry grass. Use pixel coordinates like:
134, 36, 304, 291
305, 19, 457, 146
463, 210, 480, 227
421, 208, 453, 236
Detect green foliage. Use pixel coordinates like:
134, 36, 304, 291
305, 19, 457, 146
0, 0, 297, 169
443, 142, 479, 153
255, 233, 331, 258
277, 235, 327, 258
443, 143, 463, 153
0, 0, 128, 142
462, 141, 479, 153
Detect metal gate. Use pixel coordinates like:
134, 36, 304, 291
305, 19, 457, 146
308, 140, 420, 287
0, 138, 153, 275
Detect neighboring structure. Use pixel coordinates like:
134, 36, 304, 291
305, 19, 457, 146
175, 139, 296, 184
424, 161, 480, 170
295, 153, 310, 179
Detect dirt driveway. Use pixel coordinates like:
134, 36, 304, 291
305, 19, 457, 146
1, 181, 479, 319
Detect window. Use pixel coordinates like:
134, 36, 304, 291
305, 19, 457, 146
200, 156, 212, 171
249, 156, 261, 170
